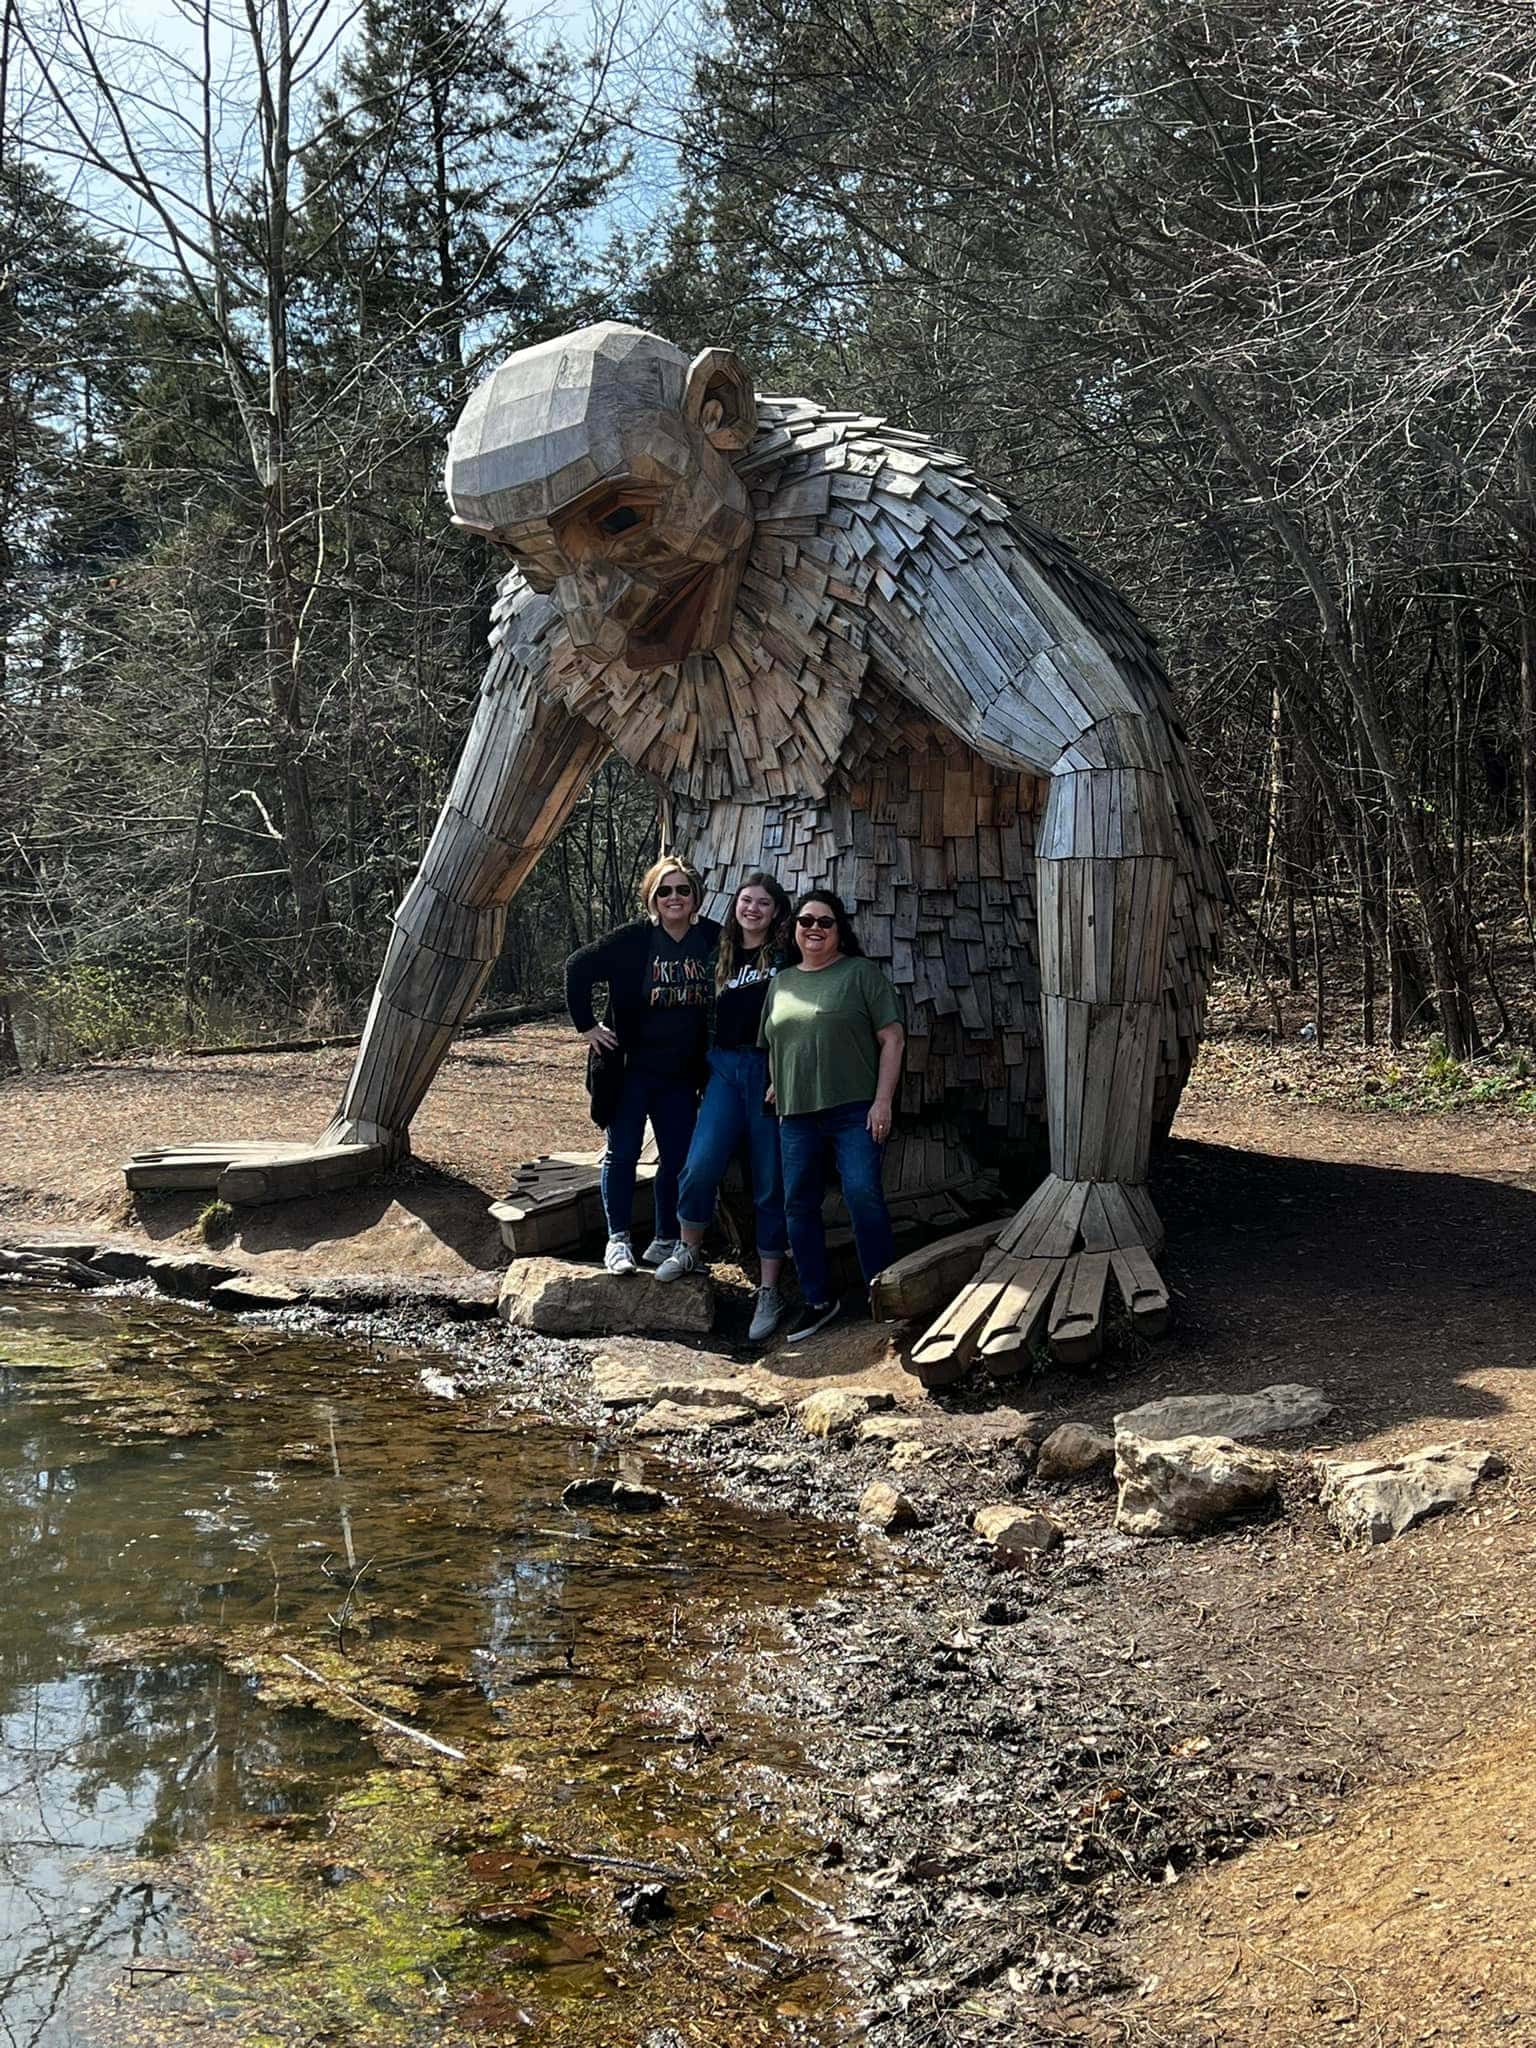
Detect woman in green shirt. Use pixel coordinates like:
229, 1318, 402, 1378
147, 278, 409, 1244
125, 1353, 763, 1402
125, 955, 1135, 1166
760, 890, 905, 1341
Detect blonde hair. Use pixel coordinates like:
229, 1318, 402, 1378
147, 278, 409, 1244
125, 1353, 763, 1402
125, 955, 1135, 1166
639, 856, 703, 921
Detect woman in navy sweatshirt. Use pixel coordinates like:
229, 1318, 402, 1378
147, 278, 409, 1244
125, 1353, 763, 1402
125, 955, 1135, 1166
564, 858, 722, 1274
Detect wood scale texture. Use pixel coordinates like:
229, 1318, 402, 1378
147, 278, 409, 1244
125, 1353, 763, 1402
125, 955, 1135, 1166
125, 325, 1224, 1367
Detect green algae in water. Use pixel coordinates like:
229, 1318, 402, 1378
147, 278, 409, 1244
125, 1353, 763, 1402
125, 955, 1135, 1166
0, 1292, 857, 2046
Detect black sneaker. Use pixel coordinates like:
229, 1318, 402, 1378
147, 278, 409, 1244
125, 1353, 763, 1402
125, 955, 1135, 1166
787, 1300, 840, 1343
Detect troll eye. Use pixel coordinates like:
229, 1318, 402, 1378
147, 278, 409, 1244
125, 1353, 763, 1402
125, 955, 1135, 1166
598, 505, 645, 537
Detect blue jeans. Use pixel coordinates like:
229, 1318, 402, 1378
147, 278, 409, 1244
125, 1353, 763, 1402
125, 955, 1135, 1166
677, 1047, 787, 1257
600, 1068, 699, 1242
778, 1100, 896, 1307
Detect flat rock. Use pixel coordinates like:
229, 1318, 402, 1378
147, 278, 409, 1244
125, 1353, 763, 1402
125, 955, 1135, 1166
147, 1254, 243, 1300
1320, 1441, 1504, 1545
797, 1387, 894, 1439
859, 1481, 928, 1532
1036, 1422, 1115, 1484
856, 1403, 1041, 1456
209, 1275, 306, 1311
630, 1400, 756, 1435
1116, 1384, 1333, 1445
1115, 1432, 1280, 1538
86, 1246, 155, 1281
589, 1339, 781, 1414
11, 1239, 103, 1265
561, 1477, 669, 1511
889, 1440, 938, 1473
972, 1503, 1062, 1563
498, 1258, 714, 1337
0, 1248, 107, 1289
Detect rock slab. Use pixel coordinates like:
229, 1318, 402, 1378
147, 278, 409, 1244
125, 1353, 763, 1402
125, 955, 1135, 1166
1115, 1432, 1279, 1538
1320, 1442, 1503, 1545
1116, 1384, 1333, 1445
498, 1258, 714, 1336
148, 1254, 242, 1300
209, 1276, 306, 1311
630, 1400, 756, 1435
1036, 1422, 1115, 1484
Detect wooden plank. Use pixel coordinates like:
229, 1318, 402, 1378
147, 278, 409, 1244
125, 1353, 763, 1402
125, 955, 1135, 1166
977, 1254, 1064, 1364
1111, 1247, 1171, 1337
869, 1218, 1001, 1321
1046, 1250, 1111, 1365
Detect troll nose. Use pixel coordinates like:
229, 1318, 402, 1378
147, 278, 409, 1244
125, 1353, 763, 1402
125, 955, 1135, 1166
556, 563, 655, 660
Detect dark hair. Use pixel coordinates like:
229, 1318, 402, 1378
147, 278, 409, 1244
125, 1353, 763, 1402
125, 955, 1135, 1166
716, 870, 794, 989
793, 888, 863, 958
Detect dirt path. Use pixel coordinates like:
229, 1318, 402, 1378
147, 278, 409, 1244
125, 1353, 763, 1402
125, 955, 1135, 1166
4, 1031, 1536, 2044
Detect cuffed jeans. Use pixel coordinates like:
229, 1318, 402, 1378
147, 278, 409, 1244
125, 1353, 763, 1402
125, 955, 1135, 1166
600, 1068, 699, 1242
778, 1099, 896, 1307
677, 1046, 787, 1256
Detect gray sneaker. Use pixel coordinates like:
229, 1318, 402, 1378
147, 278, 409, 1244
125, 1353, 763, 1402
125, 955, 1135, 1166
604, 1234, 638, 1276
654, 1242, 705, 1283
640, 1237, 678, 1268
748, 1284, 784, 1343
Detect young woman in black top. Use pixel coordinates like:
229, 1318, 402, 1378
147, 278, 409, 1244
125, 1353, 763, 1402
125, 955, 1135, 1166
654, 872, 793, 1341
564, 858, 721, 1274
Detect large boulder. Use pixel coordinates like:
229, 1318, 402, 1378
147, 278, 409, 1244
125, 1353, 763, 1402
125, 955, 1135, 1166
1320, 1442, 1504, 1545
498, 1258, 714, 1336
1115, 1384, 1333, 1445
1115, 1432, 1280, 1538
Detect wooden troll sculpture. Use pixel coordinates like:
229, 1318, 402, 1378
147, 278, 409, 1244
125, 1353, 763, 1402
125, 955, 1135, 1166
129, 323, 1225, 1371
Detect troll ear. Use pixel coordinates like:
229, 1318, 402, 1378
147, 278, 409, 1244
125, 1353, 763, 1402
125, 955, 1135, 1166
683, 347, 757, 451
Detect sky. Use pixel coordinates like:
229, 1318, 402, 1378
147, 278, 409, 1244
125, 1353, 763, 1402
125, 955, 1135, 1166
11, 0, 707, 271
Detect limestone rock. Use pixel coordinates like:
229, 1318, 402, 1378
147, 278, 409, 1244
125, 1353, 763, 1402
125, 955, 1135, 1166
498, 1258, 714, 1337
859, 1481, 928, 1532
856, 1403, 1041, 1457
209, 1275, 306, 1311
1115, 1384, 1332, 1446
589, 1339, 778, 1413
1036, 1422, 1115, 1484
630, 1399, 756, 1435
147, 1253, 242, 1301
889, 1439, 938, 1473
797, 1387, 894, 1439
561, 1476, 668, 1511
972, 1503, 1063, 1564
1115, 1432, 1279, 1538
1320, 1442, 1504, 1545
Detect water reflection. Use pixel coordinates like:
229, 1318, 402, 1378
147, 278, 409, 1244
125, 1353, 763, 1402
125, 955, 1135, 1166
0, 1294, 848, 2045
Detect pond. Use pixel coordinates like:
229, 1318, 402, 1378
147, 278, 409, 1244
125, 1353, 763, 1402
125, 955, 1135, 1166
0, 1291, 859, 2046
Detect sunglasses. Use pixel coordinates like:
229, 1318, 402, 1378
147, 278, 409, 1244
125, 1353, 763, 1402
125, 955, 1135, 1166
654, 883, 694, 898
796, 913, 836, 930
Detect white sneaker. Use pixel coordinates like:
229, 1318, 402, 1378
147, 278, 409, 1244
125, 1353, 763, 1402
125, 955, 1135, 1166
748, 1284, 784, 1343
654, 1242, 705, 1283
640, 1237, 678, 1268
604, 1234, 638, 1276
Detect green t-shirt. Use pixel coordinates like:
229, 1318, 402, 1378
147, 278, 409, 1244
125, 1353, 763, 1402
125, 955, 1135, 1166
759, 956, 903, 1117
